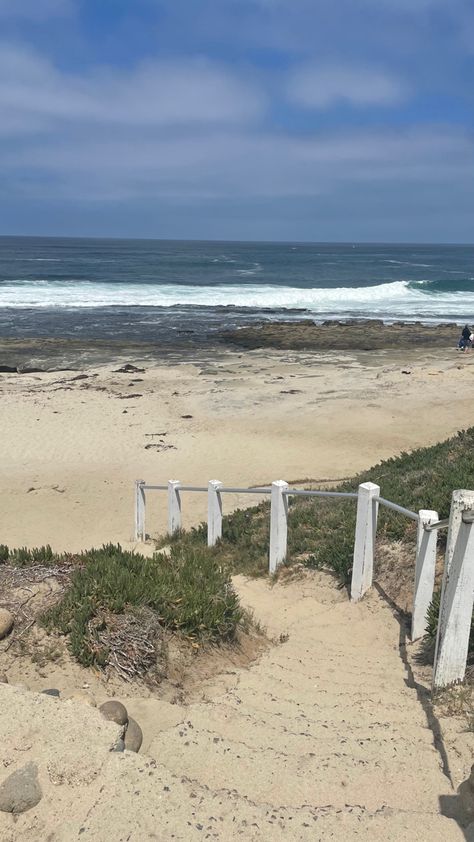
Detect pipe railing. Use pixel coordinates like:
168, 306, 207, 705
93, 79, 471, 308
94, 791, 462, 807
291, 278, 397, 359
134, 477, 474, 691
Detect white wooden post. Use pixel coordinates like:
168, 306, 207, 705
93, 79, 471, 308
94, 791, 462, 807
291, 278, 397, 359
168, 480, 182, 535
411, 510, 438, 642
269, 480, 289, 574
351, 482, 380, 602
208, 480, 223, 547
134, 479, 146, 542
433, 490, 474, 689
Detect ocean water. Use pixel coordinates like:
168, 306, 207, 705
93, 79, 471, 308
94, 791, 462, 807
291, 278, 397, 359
1, 236, 473, 344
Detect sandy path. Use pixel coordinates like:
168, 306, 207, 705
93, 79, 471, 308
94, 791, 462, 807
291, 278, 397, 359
1, 348, 473, 552
1, 572, 466, 840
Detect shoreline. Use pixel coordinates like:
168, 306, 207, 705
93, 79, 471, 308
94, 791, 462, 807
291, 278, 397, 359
0, 319, 468, 370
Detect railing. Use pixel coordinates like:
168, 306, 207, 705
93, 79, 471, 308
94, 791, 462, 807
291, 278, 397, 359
134, 478, 474, 691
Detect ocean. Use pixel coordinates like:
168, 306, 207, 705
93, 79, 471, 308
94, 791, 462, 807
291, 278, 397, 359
1, 236, 473, 345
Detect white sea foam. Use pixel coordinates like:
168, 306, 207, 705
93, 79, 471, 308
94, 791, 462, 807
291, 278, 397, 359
1, 278, 473, 319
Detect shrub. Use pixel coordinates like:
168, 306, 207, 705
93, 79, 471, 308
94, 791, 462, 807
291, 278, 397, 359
41, 544, 242, 667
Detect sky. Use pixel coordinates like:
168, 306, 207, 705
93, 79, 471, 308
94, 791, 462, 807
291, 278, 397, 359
0, 0, 473, 242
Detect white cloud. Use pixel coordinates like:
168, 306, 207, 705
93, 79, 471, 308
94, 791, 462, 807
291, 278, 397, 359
0, 43, 265, 134
3, 125, 472, 202
287, 63, 408, 109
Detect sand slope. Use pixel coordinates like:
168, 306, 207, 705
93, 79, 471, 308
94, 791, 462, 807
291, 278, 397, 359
0, 573, 466, 840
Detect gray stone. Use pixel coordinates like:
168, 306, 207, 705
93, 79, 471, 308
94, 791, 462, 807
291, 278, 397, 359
459, 765, 474, 825
99, 699, 128, 726
41, 689, 60, 697
124, 717, 143, 753
112, 739, 125, 752
0, 609, 13, 640
0, 762, 42, 814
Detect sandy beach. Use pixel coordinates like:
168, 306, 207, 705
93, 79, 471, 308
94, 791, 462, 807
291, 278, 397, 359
1, 331, 472, 553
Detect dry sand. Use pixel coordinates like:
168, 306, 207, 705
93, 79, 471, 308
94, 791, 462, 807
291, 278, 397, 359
0, 572, 471, 840
2, 344, 474, 839
0, 345, 472, 552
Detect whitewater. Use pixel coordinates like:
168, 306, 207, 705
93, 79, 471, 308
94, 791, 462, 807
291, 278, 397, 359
2, 278, 474, 322
2, 238, 474, 341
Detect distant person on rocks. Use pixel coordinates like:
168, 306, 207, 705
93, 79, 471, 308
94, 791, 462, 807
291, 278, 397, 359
459, 325, 473, 352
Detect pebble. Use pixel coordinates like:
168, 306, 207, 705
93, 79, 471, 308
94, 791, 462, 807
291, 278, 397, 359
0, 674, 8, 684
112, 739, 125, 752
99, 700, 128, 726
0, 609, 13, 640
124, 717, 143, 753
41, 689, 60, 698
0, 762, 42, 814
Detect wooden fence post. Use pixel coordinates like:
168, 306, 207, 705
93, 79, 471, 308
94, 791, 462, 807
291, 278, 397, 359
411, 510, 438, 642
351, 482, 380, 602
433, 489, 474, 689
134, 479, 146, 542
168, 480, 182, 535
269, 480, 289, 574
208, 480, 223, 547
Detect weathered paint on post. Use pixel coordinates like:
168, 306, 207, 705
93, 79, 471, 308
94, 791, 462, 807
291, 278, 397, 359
269, 480, 289, 574
411, 510, 438, 642
433, 489, 474, 689
351, 482, 380, 602
168, 480, 182, 535
208, 480, 223, 547
134, 479, 146, 542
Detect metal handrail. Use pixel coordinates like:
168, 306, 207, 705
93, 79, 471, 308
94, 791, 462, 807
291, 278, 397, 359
424, 517, 449, 532
283, 489, 358, 500
424, 509, 474, 531
219, 486, 271, 494
374, 496, 419, 522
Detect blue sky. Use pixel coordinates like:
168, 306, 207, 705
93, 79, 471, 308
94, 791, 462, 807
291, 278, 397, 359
0, 0, 473, 241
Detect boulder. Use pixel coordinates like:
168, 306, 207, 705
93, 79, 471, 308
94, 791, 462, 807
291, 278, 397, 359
0, 762, 42, 814
124, 717, 143, 753
458, 764, 474, 825
99, 700, 128, 727
0, 609, 13, 640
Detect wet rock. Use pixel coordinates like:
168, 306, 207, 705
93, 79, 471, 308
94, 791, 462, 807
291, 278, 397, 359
41, 689, 60, 698
114, 364, 145, 373
99, 700, 128, 726
0, 762, 42, 814
0, 609, 14, 640
124, 717, 143, 753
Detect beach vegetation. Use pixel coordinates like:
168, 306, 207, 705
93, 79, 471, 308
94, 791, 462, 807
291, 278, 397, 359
158, 427, 474, 650
3, 543, 242, 671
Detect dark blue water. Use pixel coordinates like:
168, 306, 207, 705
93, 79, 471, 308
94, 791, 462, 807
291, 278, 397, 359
1, 237, 473, 342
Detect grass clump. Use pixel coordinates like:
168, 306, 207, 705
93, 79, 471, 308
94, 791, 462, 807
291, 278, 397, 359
0, 544, 55, 565
160, 428, 474, 584
40, 543, 242, 667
